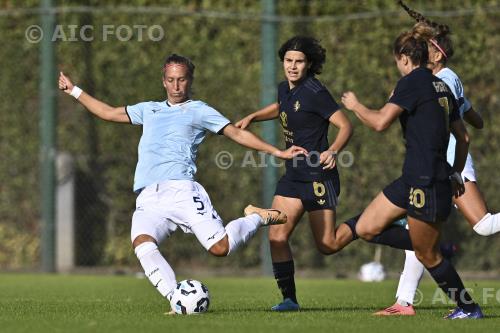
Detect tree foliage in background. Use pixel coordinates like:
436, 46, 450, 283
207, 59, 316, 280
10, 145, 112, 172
0, 0, 498, 274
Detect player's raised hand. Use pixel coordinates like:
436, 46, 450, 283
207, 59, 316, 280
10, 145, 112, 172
341, 91, 359, 111
276, 145, 308, 160
235, 115, 254, 129
58, 71, 74, 94
320, 150, 337, 170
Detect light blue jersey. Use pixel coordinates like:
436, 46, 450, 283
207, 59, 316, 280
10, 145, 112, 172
126, 100, 230, 192
435, 68, 472, 165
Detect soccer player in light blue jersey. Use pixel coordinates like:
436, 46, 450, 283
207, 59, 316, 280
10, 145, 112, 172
59, 54, 307, 312
374, 2, 496, 319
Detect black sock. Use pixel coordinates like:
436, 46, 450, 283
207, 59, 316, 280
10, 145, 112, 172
272, 260, 297, 304
369, 225, 413, 250
343, 214, 361, 240
427, 259, 476, 312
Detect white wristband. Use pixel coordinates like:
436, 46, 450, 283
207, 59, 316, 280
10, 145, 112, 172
70, 86, 83, 99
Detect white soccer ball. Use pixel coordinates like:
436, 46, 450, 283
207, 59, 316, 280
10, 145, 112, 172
358, 261, 386, 282
169, 279, 210, 315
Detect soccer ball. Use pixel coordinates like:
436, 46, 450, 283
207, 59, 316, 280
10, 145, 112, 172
169, 279, 210, 315
358, 261, 386, 282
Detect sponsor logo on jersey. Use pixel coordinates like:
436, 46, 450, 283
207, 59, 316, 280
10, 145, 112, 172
280, 111, 288, 127
293, 100, 301, 112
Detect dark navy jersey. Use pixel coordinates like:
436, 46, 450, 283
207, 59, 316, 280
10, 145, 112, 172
277, 76, 340, 181
388, 67, 460, 186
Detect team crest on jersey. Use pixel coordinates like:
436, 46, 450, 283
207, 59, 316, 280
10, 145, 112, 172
280, 111, 288, 127
293, 100, 301, 112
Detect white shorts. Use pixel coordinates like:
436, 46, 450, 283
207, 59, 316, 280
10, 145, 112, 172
130, 180, 226, 250
461, 153, 476, 182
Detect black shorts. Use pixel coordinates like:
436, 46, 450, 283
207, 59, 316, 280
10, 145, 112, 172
383, 177, 452, 223
275, 175, 340, 212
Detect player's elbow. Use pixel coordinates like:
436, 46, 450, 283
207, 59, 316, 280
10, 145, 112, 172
459, 132, 471, 146
474, 119, 484, 129
373, 121, 390, 132
223, 124, 245, 142
343, 121, 354, 137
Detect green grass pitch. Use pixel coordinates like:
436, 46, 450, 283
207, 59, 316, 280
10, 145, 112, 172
0, 274, 498, 332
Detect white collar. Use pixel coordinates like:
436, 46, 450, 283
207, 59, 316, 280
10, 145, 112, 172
166, 99, 192, 107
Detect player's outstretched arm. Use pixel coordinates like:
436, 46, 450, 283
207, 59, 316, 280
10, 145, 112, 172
341, 91, 402, 132
222, 124, 307, 160
234, 103, 279, 129
58, 72, 130, 123
463, 107, 484, 129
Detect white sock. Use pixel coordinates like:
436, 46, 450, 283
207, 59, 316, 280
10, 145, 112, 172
225, 215, 262, 255
473, 213, 500, 236
395, 250, 425, 305
135, 242, 177, 298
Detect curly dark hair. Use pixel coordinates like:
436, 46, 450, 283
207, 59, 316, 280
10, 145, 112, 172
278, 36, 326, 75
162, 53, 195, 79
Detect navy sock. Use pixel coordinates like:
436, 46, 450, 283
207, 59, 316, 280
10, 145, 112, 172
272, 260, 297, 304
427, 259, 476, 312
343, 214, 361, 240
369, 225, 413, 250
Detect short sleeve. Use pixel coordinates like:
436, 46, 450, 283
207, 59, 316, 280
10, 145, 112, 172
312, 90, 340, 119
440, 74, 471, 117
389, 77, 419, 113
460, 96, 472, 116
277, 81, 288, 104
126, 102, 147, 125
198, 105, 231, 134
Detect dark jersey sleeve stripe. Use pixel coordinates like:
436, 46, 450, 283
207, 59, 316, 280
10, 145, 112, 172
217, 122, 231, 135
124, 106, 133, 124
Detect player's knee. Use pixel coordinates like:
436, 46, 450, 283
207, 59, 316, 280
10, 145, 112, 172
269, 234, 289, 249
208, 238, 229, 257
316, 240, 341, 255
132, 234, 157, 249
414, 248, 441, 268
356, 225, 377, 241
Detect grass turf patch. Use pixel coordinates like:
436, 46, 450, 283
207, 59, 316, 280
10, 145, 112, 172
0, 274, 498, 333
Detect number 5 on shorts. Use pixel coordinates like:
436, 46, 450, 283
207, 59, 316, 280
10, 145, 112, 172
193, 196, 205, 211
